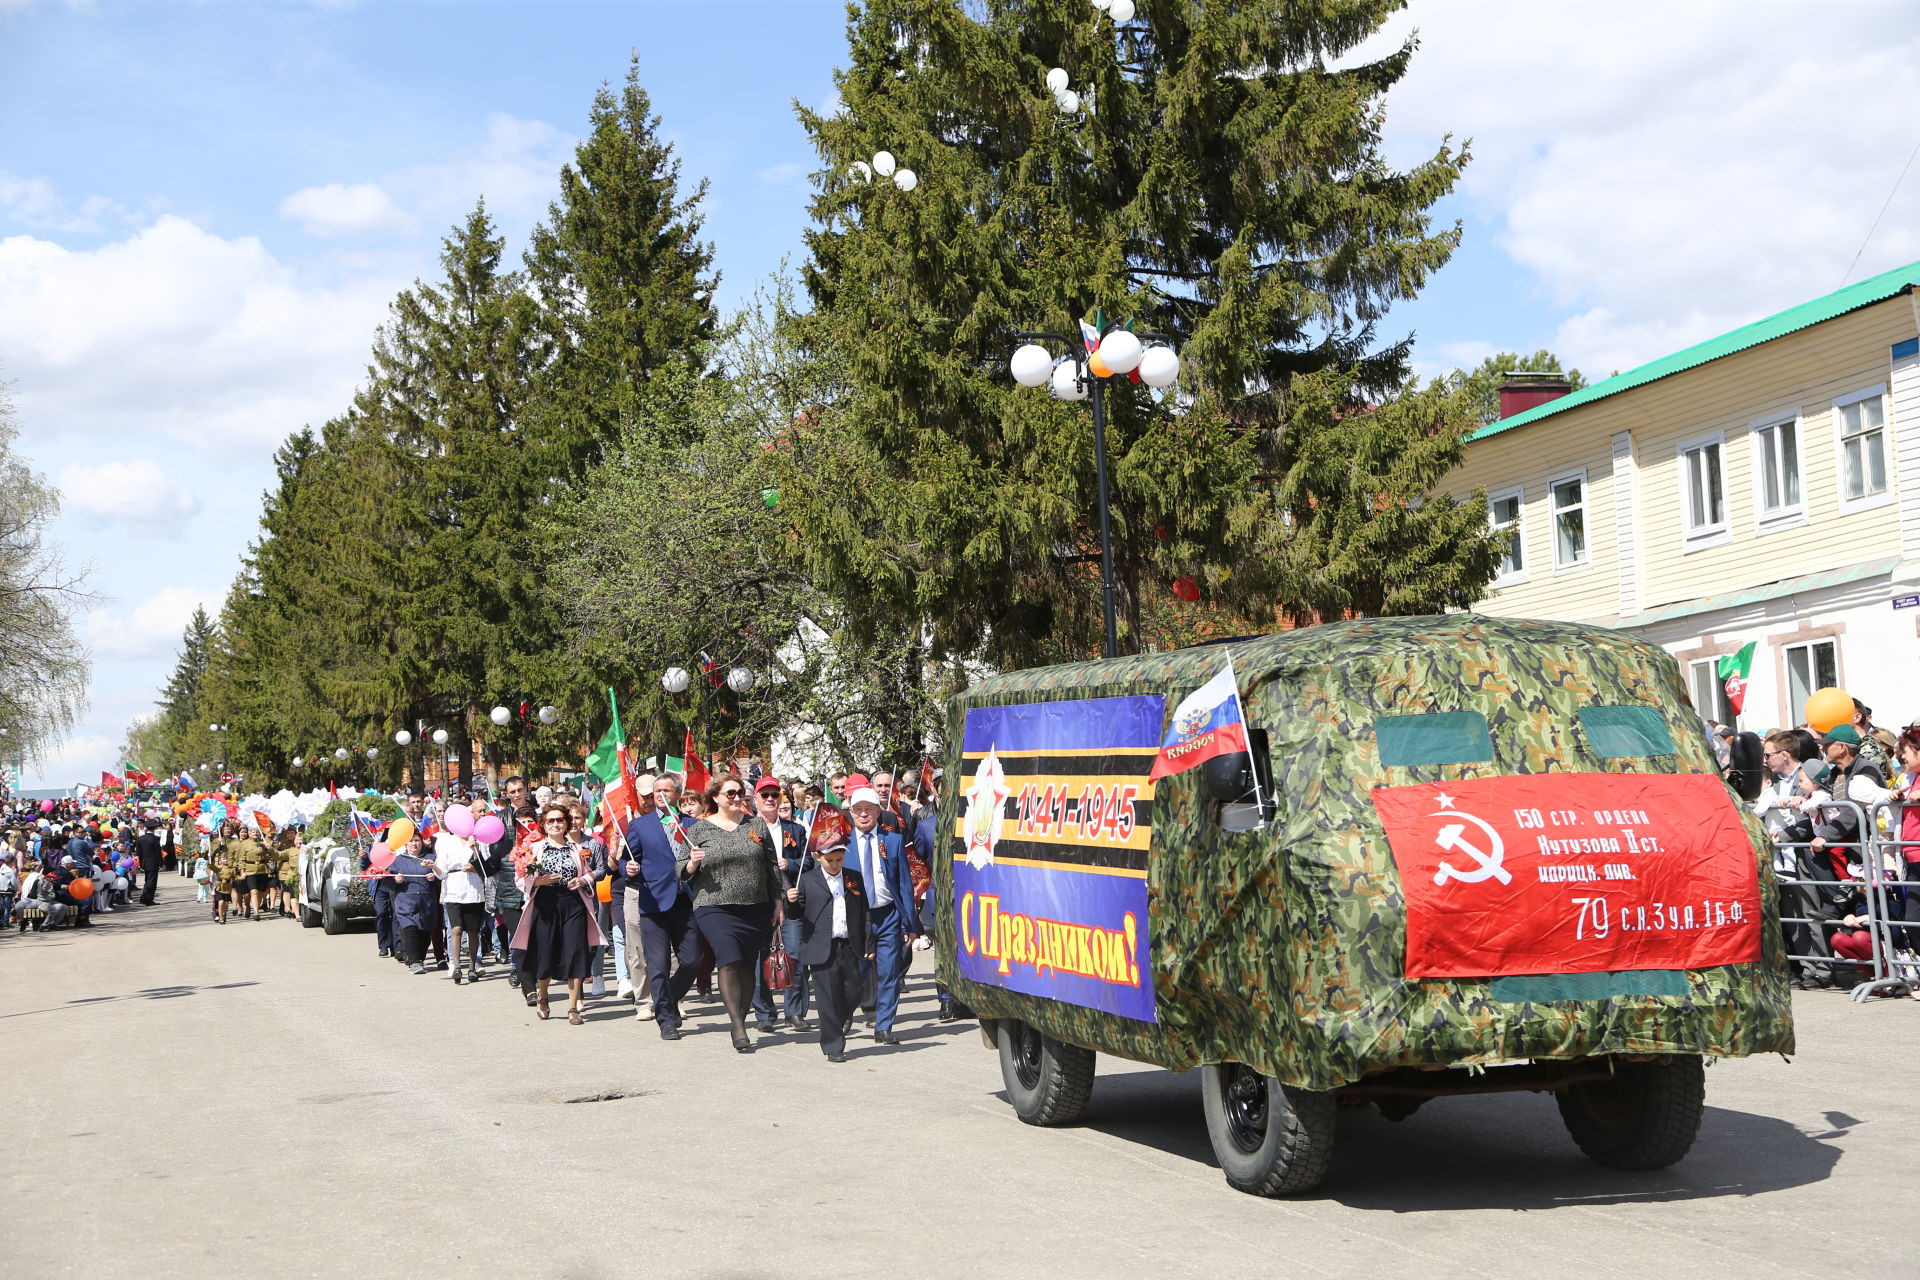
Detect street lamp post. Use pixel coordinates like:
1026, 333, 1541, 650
1009, 326, 1181, 659
431, 728, 451, 795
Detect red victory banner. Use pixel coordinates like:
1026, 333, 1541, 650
1371, 773, 1763, 979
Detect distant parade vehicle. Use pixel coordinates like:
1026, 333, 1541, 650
933, 614, 1790, 1196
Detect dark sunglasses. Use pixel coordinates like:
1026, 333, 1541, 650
719, 788, 744, 799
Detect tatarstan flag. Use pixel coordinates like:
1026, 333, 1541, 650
1717, 641, 1758, 716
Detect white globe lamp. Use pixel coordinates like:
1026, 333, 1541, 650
893, 168, 918, 192
1098, 328, 1145, 374
489, 706, 511, 727
431, 729, 450, 747
1045, 67, 1069, 92
662, 666, 691, 695
394, 729, 412, 746
1010, 343, 1053, 387
1138, 345, 1181, 388
1050, 360, 1088, 402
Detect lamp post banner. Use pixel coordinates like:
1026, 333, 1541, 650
1371, 773, 1764, 979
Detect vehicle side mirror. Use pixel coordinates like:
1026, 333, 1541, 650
1202, 752, 1256, 803
1725, 730, 1766, 802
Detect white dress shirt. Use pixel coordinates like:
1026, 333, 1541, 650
856, 829, 892, 908
823, 867, 848, 938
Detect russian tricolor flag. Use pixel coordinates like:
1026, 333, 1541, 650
1148, 657, 1250, 780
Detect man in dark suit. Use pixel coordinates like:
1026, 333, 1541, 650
749, 775, 815, 1032
845, 787, 920, 1044
623, 773, 703, 1041
134, 821, 164, 905
790, 839, 871, 1062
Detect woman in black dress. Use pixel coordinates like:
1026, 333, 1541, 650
512, 805, 606, 1024
678, 777, 783, 1052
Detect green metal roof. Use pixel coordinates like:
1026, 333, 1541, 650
1469, 257, 1920, 442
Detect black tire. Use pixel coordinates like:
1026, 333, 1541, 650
300, 900, 322, 929
1200, 1063, 1337, 1196
321, 897, 345, 936
997, 1018, 1096, 1126
1556, 1056, 1705, 1170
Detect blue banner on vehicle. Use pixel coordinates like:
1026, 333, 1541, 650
952, 694, 1163, 1023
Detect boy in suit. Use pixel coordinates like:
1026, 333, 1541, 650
789, 838, 871, 1063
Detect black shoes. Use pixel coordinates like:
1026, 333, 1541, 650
453, 970, 466, 985
937, 998, 956, 1022
826, 1052, 847, 1063
754, 1019, 777, 1033
785, 1016, 813, 1032
873, 1029, 900, 1045
693, 986, 715, 1003
658, 1023, 683, 1041
732, 1035, 755, 1054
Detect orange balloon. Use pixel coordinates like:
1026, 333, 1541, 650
1804, 687, 1853, 733
68, 877, 95, 901
1087, 350, 1114, 378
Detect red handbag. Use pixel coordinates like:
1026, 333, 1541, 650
763, 935, 795, 992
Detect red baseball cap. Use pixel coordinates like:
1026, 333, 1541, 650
844, 773, 871, 790
755, 776, 784, 793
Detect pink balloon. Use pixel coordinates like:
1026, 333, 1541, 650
471, 815, 505, 845
368, 842, 395, 872
443, 803, 475, 837
40, 799, 55, 813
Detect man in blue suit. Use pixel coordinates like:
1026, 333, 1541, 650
844, 787, 919, 1044
622, 773, 702, 1041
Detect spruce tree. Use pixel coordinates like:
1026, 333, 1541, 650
791, 0, 1495, 665
524, 55, 719, 480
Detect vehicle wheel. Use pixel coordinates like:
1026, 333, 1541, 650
997, 1018, 1095, 1126
1556, 1055, 1704, 1170
322, 897, 345, 935
300, 900, 322, 929
1200, 1063, 1336, 1196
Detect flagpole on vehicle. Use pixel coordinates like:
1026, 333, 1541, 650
1225, 650, 1267, 825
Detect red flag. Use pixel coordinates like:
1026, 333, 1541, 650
919, 756, 937, 800
597, 743, 642, 847
101, 771, 125, 790
682, 728, 710, 794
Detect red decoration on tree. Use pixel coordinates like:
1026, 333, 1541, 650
1171, 576, 1200, 602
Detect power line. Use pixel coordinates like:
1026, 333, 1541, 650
1840, 132, 1920, 289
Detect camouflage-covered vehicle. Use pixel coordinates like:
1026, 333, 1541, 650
932, 614, 1793, 1196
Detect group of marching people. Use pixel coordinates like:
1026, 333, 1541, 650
357, 767, 963, 1062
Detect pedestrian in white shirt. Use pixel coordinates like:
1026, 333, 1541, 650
434, 832, 488, 984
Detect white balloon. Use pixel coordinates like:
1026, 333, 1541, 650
893, 168, 918, 192
1009, 343, 1054, 388
1051, 360, 1088, 401
1045, 67, 1069, 92
1054, 88, 1080, 114
1138, 345, 1181, 388
1108, 0, 1136, 21
489, 706, 511, 726
848, 160, 872, 183
1098, 328, 1145, 374
871, 150, 896, 177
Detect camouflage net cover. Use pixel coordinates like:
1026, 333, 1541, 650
932, 614, 1795, 1091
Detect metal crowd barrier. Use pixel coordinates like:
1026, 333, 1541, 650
1766, 797, 1915, 1003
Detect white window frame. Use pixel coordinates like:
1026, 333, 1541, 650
1783, 638, 1839, 721
1688, 657, 1735, 724
1748, 410, 1806, 533
1675, 430, 1730, 551
1833, 384, 1892, 515
1547, 468, 1590, 571
1487, 484, 1528, 586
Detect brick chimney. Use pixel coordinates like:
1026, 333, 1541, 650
1497, 371, 1574, 420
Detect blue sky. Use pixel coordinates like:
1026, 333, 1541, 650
4, 0, 1918, 788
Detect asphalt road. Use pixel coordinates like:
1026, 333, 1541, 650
2, 888, 1914, 1280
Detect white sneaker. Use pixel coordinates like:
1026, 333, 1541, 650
634, 1003, 655, 1021
616, 979, 634, 999
590, 976, 605, 998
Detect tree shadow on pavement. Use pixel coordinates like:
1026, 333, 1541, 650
1, 981, 260, 1020
1041, 1068, 1847, 1210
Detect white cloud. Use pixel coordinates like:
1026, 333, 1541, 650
1368, 0, 1920, 373
0, 170, 122, 233
86, 586, 219, 662
389, 112, 576, 231
757, 161, 808, 187
279, 181, 414, 237
57, 459, 201, 534
25, 734, 119, 792
0, 212, 401, 449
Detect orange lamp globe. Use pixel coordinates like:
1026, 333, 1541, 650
1803, 687, 1853, 733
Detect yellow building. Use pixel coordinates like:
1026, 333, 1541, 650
1448, 259, 1920, 731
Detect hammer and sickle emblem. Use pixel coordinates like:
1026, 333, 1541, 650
1431, 809, 1511, 886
